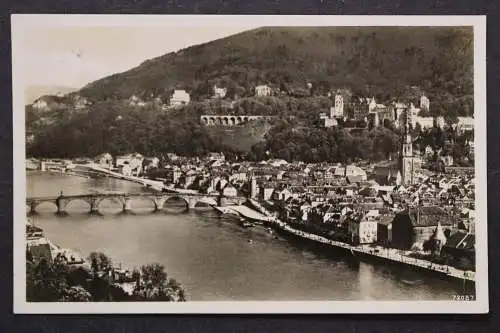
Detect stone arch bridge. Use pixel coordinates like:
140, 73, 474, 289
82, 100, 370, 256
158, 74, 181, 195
26, 193, 246, 215
200, 115, 277, 126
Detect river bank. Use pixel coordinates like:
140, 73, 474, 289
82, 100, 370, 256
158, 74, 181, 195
27, 172, 471, 300
234, 199, 476, 284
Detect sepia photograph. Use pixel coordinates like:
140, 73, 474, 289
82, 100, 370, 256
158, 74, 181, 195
12, 15, 487, 313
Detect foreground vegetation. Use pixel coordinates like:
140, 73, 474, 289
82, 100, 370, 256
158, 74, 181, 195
26, 251, 186, 302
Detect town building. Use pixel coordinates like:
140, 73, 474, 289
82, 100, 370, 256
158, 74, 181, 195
319, 112, 339, 128
32, 97, 50, 111
143, 157, 160, 172
455, 117, 474, 134
94, 153, 113, 169
222, 183, 238, 197
348, 210, 379, 244
128, 95, 147, 107
420, 94, 430, 111
213, 85, 227, 99
115, 153, 144, 176
170, 90, 191, 106
255, 85, 272, 97
390, 206, 454, 250
411, 116, 445, 129
441, 230, 475, 265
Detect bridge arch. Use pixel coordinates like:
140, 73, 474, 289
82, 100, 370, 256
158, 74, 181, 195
154, 195, 189, 211
64, 198, 92, 213
28, 200, 58, 214
95, 197, 125, 214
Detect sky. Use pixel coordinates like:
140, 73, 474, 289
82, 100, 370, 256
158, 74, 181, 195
22, 25, 257, 89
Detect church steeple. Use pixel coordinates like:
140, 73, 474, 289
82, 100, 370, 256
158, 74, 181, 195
401, 107, 415, 185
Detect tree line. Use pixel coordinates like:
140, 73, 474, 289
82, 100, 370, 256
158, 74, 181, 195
26, 250, 186, 302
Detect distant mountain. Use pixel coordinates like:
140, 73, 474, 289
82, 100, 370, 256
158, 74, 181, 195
78, 26, 473, 105
25, 85, 78, 104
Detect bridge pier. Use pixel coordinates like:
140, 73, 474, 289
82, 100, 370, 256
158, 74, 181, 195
153, 198, 162, 212
187, 198, 197, 210
56, 198, 68, 216
89, 198, 100, 215
28, 201, 37, 215
122, 198, 132, 213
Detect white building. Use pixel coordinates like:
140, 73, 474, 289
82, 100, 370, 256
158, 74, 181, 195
32, 98, 49, 111
255, 85, 272, 97
348, 210, 379, 244
94, 153, 113, 169
170, 90, 191, 106
222, 184, 238, 197
128, 95, 146, 107
420, 94, 430, 111
344, 165, 368, 181
412, 116, 445, 129
455, 117, 474, 134
331, 94, 344, 118
213, 85, 227, 99
116, 153, 144, 176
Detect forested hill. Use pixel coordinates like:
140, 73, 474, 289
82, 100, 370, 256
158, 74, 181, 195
27, 26, 474, 161
78, 26, 473, 105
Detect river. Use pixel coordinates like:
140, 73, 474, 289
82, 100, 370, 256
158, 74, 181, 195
27, 172, 468, 301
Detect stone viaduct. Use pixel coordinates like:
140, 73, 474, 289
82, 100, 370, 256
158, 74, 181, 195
200, 115, 277, 126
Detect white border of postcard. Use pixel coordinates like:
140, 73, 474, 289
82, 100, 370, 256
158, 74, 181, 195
12, 14, 488, 314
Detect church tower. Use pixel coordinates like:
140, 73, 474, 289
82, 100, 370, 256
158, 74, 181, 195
401, 108, 416, 185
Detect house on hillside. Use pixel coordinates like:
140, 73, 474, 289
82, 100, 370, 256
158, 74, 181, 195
255, 85, 272, 97
455, 117, 474, 134
128, 95, 147, 107
213, 85, 227, 99
31, 97, 50, 111
170, 90, 191, 106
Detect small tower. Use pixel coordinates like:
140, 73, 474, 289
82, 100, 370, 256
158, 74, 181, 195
431, 222, 447, 255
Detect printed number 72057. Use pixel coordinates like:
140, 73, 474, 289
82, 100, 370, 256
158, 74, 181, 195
452, 295, 475, 301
